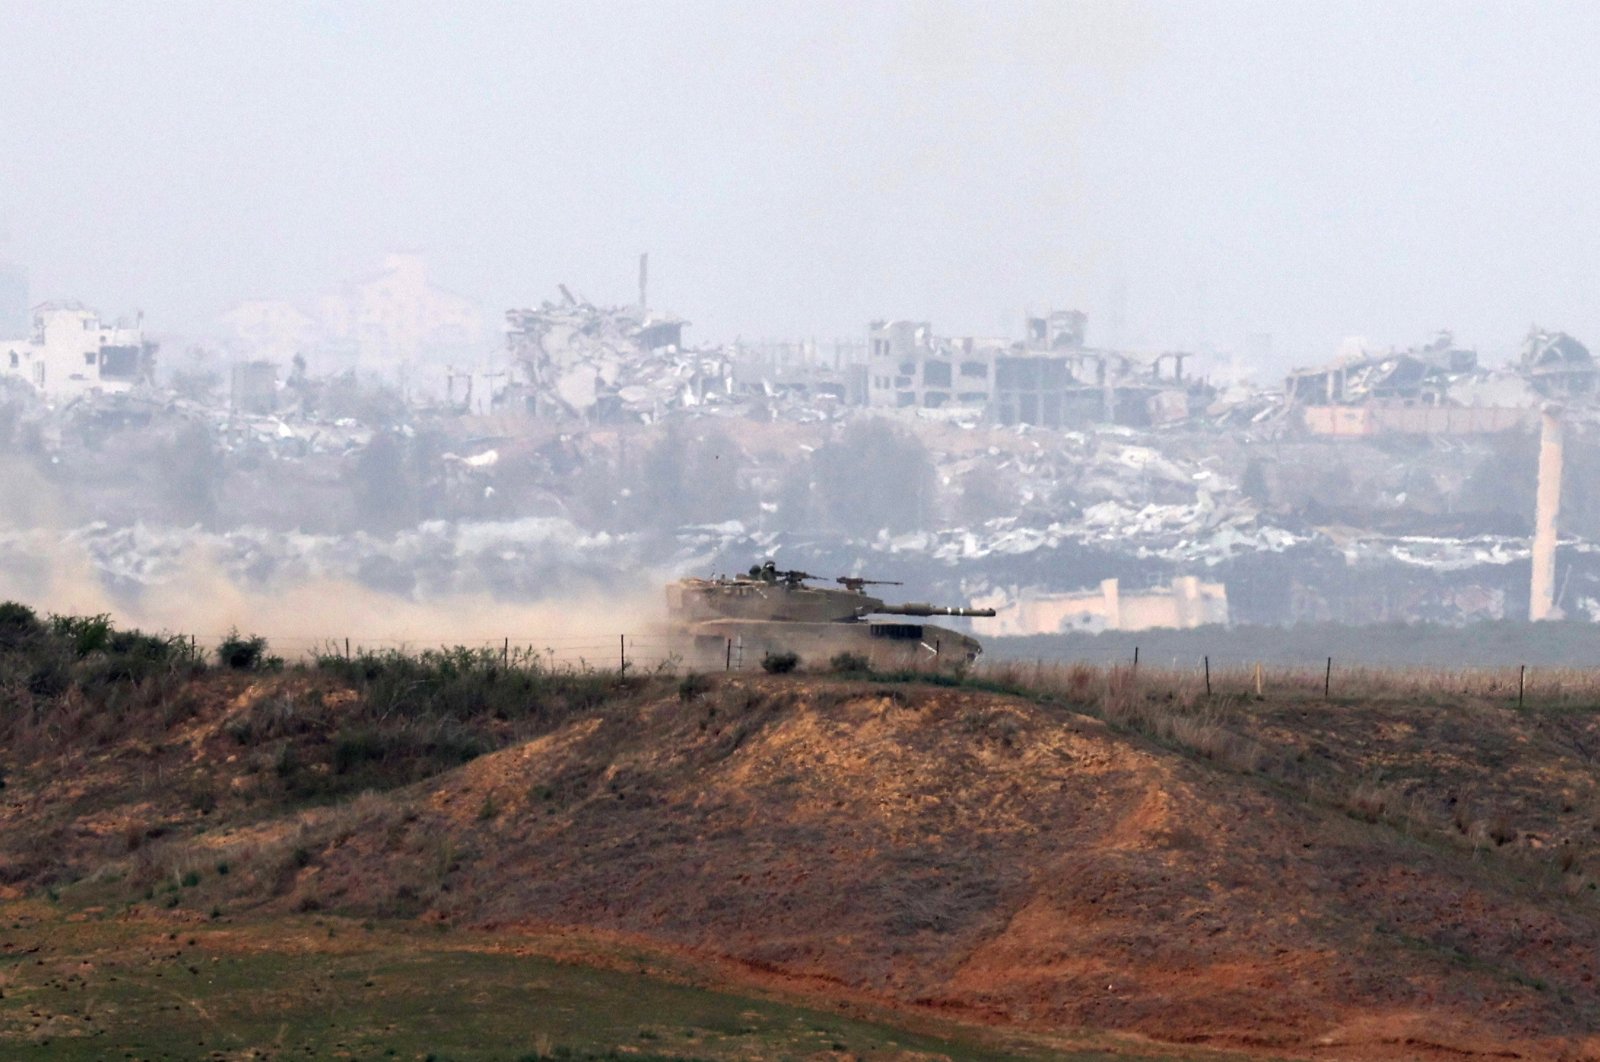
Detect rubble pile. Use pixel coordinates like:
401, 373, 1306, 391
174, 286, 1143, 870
503, 295, 734, 423
14, 290, 1600, 634
1521, 328, 1596, 398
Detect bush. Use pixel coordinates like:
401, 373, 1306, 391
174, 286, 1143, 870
315, 645, 617, 724
0, 601, 44, 650
217, 629, 269, 671
48, 613, 112, 657
677, 672, 711, 701
829, 652, 871, 675
24, 655, 72, 697
761, 651, 800, 674
95, 629, 190, 683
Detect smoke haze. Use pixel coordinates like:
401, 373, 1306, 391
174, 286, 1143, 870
6, 2, 1600, 368
1, 3, 1597, 659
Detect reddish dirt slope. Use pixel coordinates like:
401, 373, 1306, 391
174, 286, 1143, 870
8, 673, 1600, 1059
285, 679, 1600, 1061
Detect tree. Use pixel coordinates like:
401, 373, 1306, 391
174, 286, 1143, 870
158, 421, 223, 527
810, 419, 936, 535
624, 425, 749, 529
349, 431, 415, 532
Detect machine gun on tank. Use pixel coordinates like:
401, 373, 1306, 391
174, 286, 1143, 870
746, 561, 820, 587
836, 576, 904, 593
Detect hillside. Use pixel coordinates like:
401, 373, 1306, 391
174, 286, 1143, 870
4, 621, 1600, 1059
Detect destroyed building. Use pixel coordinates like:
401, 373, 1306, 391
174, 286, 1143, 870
866, 311, 1201, 428
729, 338, 869, 409
503, 292, 731, 422
1286, 331, 1474, 406
1520, 327, 1596, 398
0, 303, 156, 399
1284, 331, 1528, 436
20, 257, 1600, 641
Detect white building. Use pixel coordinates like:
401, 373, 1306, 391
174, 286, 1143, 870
1, 303, 155, 399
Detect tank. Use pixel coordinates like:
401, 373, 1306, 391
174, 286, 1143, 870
665, 561, 996, 670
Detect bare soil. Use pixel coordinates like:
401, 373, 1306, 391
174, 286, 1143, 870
5, 670, 1600, 1060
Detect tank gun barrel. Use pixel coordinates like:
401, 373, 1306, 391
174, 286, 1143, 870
870, 603, 996, 618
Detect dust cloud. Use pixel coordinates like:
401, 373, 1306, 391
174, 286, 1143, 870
0, 450, 673, 663
0, 528, 667, 664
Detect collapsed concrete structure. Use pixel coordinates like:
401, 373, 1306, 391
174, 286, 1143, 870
503, 293, 731, 422
1283, 331, 1532, 437
1521, 328, 1596, 398
865, 312, 1203, 428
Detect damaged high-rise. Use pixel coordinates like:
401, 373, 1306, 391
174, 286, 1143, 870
865, 311, 1203, 428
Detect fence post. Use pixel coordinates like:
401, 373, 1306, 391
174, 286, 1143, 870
1254, 662, 1263, 697
1325, 657, 1333, 698
503, 637, 509, 667
619, 634, 626, 676
1204, 655, 1211, 696
725, 638, 732, 671
1133, 645, 1139, 668
1519, 664, 1526, 709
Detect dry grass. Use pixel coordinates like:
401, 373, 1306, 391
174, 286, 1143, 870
977, 660, 1272, 774
980, 656, 1600, 708
968, 656, 1600, 893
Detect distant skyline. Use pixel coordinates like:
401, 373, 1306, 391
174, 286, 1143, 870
3, 0, 1599, 373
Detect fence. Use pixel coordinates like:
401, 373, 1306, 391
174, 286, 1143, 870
185, 631, 1600, 705
193, 633, 696, 674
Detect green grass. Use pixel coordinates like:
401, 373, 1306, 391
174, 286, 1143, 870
0, 907, 1193, 1062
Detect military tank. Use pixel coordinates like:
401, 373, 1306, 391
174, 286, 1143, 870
665, 561, 996, 670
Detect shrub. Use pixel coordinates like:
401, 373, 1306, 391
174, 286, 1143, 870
48, 613, 112, 657
332, 728, 389, 774
0, 601, 44, 649
24, 656, 72, 698
96, 629, 190, 683
315, 645, 617, 724
829, 652, 871, 675
677, 672, 711, 701
217, 629, 269, 671
761, 651, 800, 674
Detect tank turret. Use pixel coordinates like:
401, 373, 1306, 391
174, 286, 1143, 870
665, 562, 995, 670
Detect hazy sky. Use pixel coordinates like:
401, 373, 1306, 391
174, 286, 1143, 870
3, 0, 1599, 373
